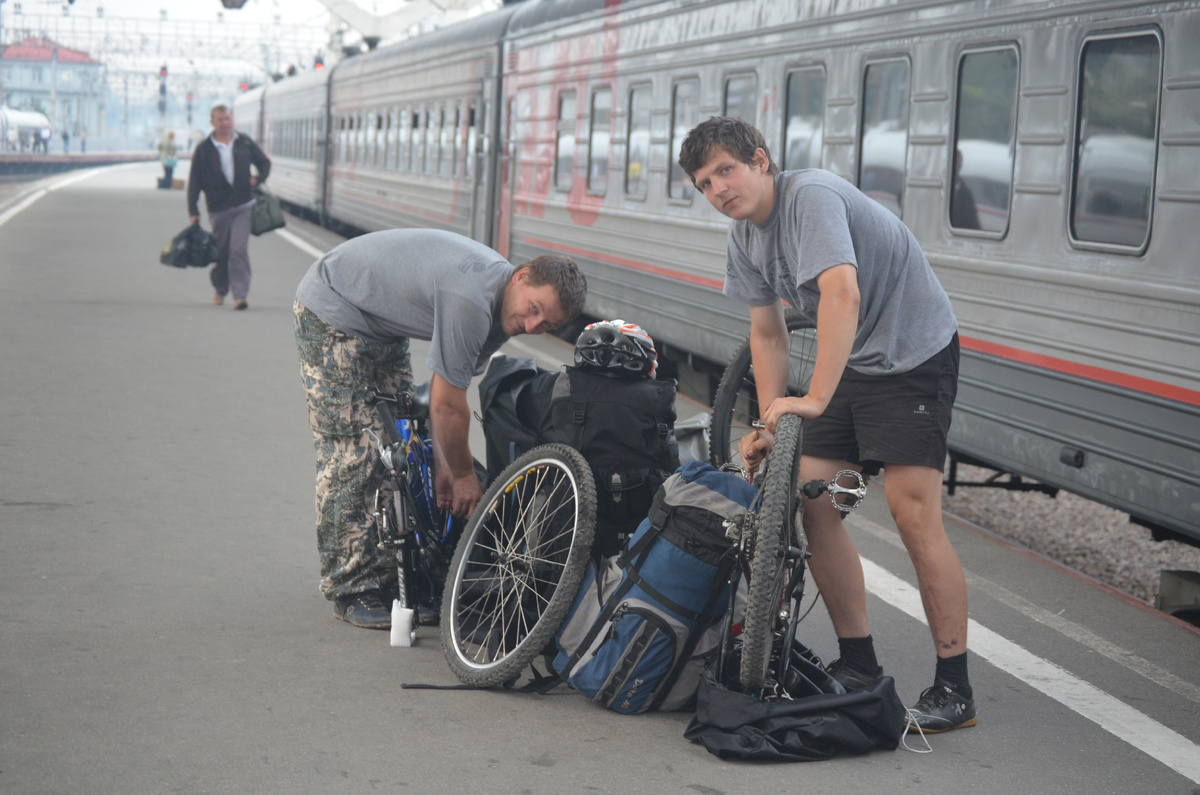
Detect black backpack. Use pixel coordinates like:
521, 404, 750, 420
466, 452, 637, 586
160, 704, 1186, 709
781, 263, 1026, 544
478, 357, 680, 556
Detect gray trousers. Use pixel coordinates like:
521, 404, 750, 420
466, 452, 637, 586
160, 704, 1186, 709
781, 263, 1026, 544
209, 202, 254, 300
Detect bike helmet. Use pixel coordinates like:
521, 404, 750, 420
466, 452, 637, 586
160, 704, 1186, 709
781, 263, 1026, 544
573, 319, 658, 378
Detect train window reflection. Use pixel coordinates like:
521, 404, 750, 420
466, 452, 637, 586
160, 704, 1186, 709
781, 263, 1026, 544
724, 74, 757, 126
859, 59, 910, 217
588, 87, 611, 195
625, 84, 651, 198
556, 91, 576, 191
1071, 33, 1160, 249
784, 68, 825, 170
951, 48, 1018, 234
671, 79, 700, 200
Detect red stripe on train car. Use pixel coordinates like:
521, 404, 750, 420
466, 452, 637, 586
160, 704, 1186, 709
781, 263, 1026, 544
960, 336, 1200, 408
521, 236, 725, 291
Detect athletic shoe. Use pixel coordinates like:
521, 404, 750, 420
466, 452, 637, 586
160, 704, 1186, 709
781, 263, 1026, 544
907, 679, 977, 733
333, 591, 391, 629
825, 658, 884, 691
213, 294, 224, 306
233, 298, 248, 311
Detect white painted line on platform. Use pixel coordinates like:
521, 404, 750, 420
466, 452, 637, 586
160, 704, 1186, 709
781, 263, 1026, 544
851, 515, 1200, 704
0, 189, 47, 228
859, 556, 1200, 784
276, 228, 327, 260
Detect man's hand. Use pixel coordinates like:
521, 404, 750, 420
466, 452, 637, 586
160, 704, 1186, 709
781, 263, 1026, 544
739, 428, 774, 473
762, 395, 824, 432
437, 467, 482, 519
189, 215, 200, 225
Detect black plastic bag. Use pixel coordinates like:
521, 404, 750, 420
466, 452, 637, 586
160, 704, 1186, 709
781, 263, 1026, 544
683, 640, 906, 762
160, 223, 218, 268
251, 185, 285, 235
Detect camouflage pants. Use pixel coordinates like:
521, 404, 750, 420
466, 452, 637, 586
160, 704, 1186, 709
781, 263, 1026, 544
293, 299, 413, 600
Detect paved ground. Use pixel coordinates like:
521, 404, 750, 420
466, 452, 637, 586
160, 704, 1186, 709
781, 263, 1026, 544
1, 163, 1197, 794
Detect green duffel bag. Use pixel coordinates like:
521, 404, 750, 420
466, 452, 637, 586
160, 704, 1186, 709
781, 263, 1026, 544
251, 185, 285, 236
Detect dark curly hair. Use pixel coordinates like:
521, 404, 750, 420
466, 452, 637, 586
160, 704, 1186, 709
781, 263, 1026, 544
678, 116, 778, 185
520, 254, 588, 322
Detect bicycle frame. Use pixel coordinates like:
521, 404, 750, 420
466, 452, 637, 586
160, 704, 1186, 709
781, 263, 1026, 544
365, 390, 459, 629
719, 458, 870, 697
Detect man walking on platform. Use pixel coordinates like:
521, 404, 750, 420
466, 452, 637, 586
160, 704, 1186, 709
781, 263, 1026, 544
187, 105, 271, 310
294, 229, 587, 629
679, 116, 976, 733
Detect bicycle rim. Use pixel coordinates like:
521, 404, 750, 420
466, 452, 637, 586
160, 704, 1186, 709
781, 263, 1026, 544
739, 413, 803, 691
441, 444, 596, 687
710, 310, 815, 467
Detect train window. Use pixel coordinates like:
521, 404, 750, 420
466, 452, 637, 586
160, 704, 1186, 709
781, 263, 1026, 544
398, 110, 409, 171
625, 83, 651, 198
467, 104, 478, 181
448, 104, 461, 178
411, 111, 422, 172
859, 59, 910, 217
670, 79, 700, 200
588, 87, 612, 195
425, 108, 438, 174
555, 91, 577, 191
724, 74, 757, 126
951, 48, 1018, 234
339, 116, 348, 164
784, 68, 825, 170
386, 110, 397, 170
368, 112, 378, 167
1070, 32, 1161, 249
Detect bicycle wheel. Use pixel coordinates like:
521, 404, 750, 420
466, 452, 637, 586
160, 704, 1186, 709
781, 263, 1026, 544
710, 309, 816, 467
441, 444, 597, 687
739, 413, 803, 691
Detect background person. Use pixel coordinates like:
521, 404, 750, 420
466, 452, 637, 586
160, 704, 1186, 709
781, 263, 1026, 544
186, 105, 271, 310
158, 131, 178, 188
679, 116, 975, 734
293, 229, 587, 629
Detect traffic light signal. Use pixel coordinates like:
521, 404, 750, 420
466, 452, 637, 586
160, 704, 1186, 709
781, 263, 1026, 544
314, 54, 324, 70
160, 65, 168, 79
240, 82, 249, 92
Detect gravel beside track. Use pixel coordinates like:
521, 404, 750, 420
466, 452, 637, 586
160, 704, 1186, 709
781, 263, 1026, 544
941, 463, 1200, 606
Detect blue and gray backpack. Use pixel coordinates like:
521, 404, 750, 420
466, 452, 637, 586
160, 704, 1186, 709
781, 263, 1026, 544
552, 460, 758, 714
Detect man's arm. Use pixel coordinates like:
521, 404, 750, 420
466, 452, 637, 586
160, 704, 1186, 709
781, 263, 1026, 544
187, 147, 202, 222
762, 262, 859, 430
737, 300, 792, 470
248, 137, 271, 185
429, 373, 482, 519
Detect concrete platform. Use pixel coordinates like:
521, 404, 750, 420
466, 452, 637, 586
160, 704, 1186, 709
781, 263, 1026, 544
1, 162, 1197, 794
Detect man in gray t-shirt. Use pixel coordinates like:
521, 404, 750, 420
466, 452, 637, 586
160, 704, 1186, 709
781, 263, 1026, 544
680, 117, 975, 734
294, 229, 586, 629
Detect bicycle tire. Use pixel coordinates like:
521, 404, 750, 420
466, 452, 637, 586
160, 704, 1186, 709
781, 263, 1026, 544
710, 309, 816, 467
441, 444, 597, 687
739, 413, 803, 691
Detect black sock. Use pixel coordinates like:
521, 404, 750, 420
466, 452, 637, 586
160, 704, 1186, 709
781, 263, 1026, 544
837, 635, 880, 674
935, 652, 972, 698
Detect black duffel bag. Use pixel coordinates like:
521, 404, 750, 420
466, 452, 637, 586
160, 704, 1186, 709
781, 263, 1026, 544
684, 640, 906, 762
160, 222, 218, 268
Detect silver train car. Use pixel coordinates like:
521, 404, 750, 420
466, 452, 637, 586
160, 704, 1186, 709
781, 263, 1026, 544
236, 0, 1200, 546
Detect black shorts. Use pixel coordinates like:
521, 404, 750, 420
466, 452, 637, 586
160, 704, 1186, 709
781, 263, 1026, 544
803, 334, 958, 473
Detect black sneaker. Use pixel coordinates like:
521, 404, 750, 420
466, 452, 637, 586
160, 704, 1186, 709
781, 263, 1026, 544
907, 679, 977, 733
826, 658, 884, 691
333, 591, 391, 629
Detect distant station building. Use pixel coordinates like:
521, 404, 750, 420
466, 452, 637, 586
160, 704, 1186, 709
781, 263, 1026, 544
1, 36, 103, 148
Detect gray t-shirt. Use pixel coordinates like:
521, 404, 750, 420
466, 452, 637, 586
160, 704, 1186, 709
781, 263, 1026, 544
723, 169, 957, 375
296, 229, 514, 389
